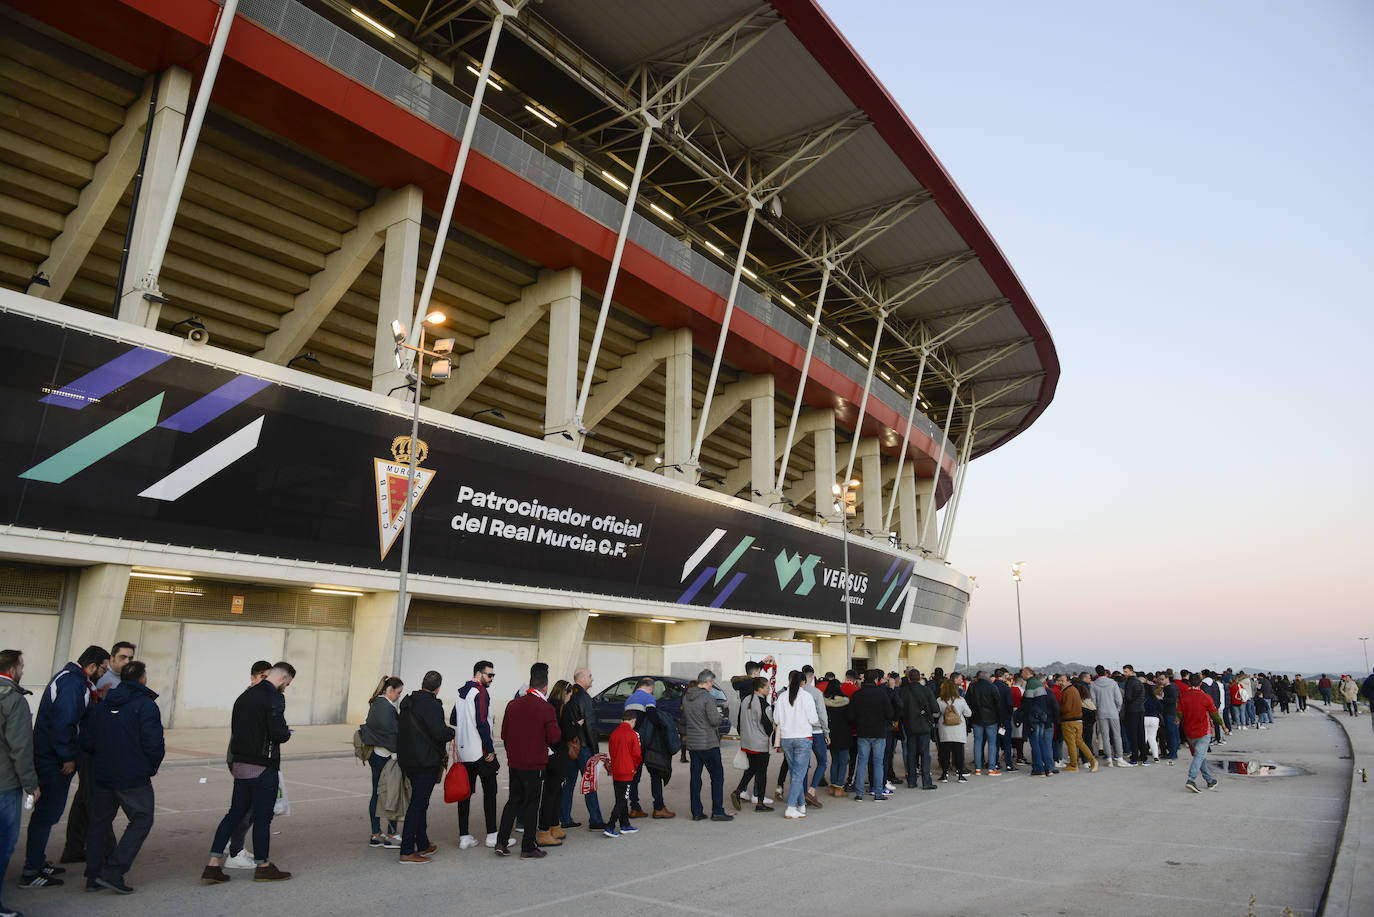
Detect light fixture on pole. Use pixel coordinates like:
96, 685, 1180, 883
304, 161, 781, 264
832, 478, 860, 666
389, 311, 454, 679
1011, 561, 1027, 669
1361, 636, 1369, 672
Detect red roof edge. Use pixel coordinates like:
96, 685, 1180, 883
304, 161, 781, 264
770, 0, 1059, 455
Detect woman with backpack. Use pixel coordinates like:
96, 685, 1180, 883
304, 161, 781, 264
936, 677, 971, 783
360, 676, 403, 848
731, 677, 775, 813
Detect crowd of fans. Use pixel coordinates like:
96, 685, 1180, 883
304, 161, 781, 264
1, 640, 1371, 911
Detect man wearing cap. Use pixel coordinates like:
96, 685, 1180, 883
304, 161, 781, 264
682, 670, 731, 822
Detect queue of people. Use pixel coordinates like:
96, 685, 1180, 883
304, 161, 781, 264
1, 641, 1369, 912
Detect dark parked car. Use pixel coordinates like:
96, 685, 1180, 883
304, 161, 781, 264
591, 675, 730, 739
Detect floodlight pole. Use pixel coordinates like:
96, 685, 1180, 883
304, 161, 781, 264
842, 513, 852, 666
1361, 636, 1369, 672
1012, 564, 1025, 670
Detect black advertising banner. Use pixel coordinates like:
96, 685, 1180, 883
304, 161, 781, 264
0, 310, 920, 628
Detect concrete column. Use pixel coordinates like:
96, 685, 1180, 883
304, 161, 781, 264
896, 464, 918, 547
538, 609, 589, 684
817, 634, 851, 677
874, 638, 901, 675
345, 591, 404, 723
813, 416, 838, 522
118, 67, 191, 328
749, 386, 775, 507
68, 564, 131, 660
663, 328, 695, 482
905, 642, 936, 677
544, 282, 581, 448
372, 186, 423, 395
933, 644, 958, 673
857, 438, 884, 539
913, 477, 937, 551
664, 620, 710, 644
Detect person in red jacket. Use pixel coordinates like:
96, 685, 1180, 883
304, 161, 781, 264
1179, 672, 1229, 793
494, 663, 561, 859
606, 711, 642, 838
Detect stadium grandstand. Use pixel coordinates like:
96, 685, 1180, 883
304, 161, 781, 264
0, 0, 1057, 726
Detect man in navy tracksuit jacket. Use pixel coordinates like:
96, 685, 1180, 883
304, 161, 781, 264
81, 661, 164, 892
21, 645, 109, 887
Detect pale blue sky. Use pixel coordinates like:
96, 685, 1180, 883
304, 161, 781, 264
824, 1, 1374, 673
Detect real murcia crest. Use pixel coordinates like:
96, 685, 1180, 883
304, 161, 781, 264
375, 436, 435, 560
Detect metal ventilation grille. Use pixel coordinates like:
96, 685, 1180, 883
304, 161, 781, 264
405, 601, 538, 639
123, 578, 353, 629
910, 577, 969, 632
0, 563, 65, 610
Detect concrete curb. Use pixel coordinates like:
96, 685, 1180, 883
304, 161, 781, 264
162, 750, 357, 769
1318, 710, 1371, 916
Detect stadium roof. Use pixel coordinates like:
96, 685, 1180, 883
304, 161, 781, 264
346, 0, 1060, 457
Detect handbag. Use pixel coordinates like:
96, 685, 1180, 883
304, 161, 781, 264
443, 758, 471, 804
567, 735, 582, 761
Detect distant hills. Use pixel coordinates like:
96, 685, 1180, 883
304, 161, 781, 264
956, 660, 1096, 675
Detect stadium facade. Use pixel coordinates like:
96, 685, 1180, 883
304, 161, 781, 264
0, 0, 1057, 724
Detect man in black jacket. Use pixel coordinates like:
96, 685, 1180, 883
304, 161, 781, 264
993, 668, 1017, 772
847, 671, 894, 801
202, 662, 295, 884
396, 670, 455, 863
82, 661, 163, 894
899, 670, 938, 789
965, 672, 1002, 775
559, 668, 604, 830
1121, 665, 1147, 765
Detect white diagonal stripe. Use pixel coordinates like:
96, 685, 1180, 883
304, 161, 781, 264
139, 416, 264, 501
681, 527, 726, 582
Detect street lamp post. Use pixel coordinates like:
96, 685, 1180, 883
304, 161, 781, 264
389, 312, 454, 680
1011, 561, 1026, 669
1361, 636, 1370, 672
832, 479, 860, 668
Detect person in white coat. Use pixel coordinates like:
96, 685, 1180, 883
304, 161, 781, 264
772, 671, 819, 819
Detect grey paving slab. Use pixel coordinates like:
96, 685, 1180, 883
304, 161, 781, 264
1322, 707, 1373, 917
4, 706, 1349, 917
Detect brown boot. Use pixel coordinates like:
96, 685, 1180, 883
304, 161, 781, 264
629, 809, 649, 819
253, 863, 292, 882
535, 830, 562, 847
200, 865, 230, 885
652, 808, 675, 819
550, 825, 566, 840
804, 790, 823, 809
398, 853, 431, 864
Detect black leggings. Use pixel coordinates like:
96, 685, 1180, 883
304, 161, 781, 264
938, 741, 965, 777
735, 751, 770, 797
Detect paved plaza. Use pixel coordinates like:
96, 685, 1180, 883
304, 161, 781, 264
5, 706, 1362, 917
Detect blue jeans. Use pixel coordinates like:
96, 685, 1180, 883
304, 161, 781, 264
368, 754, 397, 835
0, 787, 19, 908
688, 747, 725, 817
1187, 735, 1215, 785
560, 747, 603, 825
1029, 724, 1053, 773
24, 760, 74, 873
806, 733, 829, 790
1163, 716, 1180, 758
999, 720, 1015, 768
830, 746, 850, 786
1244, 699, 1256, 726
854, 736, 884, 797
210, 768, 279, 864
971, 723, 997, 771
629, 763, 665, 812
781, 738, 812, 808
905, 732, 934, 786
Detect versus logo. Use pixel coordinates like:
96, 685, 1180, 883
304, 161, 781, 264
18, 346, 268, 502
774, 550, 821, 595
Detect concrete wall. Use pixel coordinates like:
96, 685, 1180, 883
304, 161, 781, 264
2, 610, 61, 716
578, 642, 664, 688
400, 634, 540, 735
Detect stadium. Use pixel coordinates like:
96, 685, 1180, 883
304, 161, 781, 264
0, 0, 1058, 726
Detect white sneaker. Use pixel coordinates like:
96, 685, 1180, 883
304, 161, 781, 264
762, 796, 774, 804
1054, 761, 1066, 769
484, 832, 498, 848
884, 782, 896, 792
783, 806, 801, 819
224, 850, 257, 869
740, 791, 755, 803
1258, 725, 1269, 730
798, 804, 807, 817
1115, 757, 1134, 767
459, 835, 479, 850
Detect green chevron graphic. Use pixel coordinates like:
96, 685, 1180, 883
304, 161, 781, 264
21, 394, 164, 483
713, 536, 756, 585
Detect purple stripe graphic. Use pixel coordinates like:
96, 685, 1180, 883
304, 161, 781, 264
40, 348, 171, 409
677, 567, 716, 604
159, 376, 271, 432
881, 556, 901, 583
709, 573, 747, 608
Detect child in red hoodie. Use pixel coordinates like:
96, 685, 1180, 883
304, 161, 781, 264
606, 711, 642, 837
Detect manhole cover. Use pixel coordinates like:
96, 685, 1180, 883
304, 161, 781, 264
1223, 761, 1308, 776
